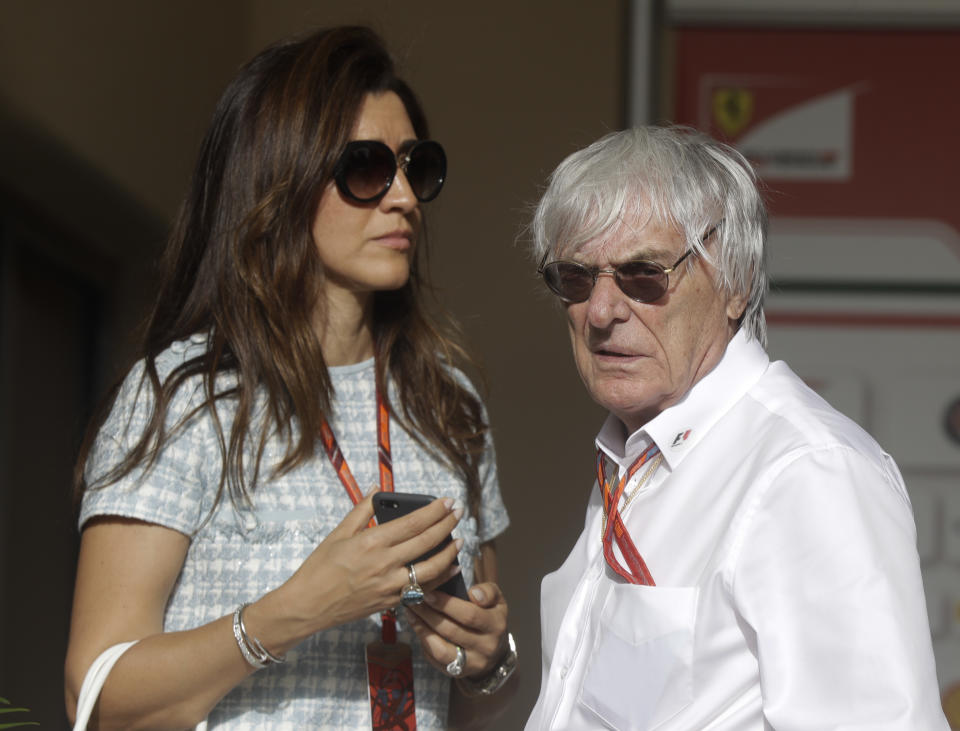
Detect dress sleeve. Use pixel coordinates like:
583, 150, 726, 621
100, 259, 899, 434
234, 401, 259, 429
476, 418, 509, 543
448, 368, 509, 543
731, 445, 948, 729
79, 359, 215, 537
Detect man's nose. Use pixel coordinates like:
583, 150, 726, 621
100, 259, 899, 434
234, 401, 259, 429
585, 271, 631, 327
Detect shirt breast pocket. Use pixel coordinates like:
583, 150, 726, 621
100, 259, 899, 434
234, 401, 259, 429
579, 584, 698, 731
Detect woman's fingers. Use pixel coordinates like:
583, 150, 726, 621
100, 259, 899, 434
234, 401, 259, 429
423, 583, 506, 632
405, 609, 466, 674
374, 498, 464, 591
420, 559, 464, 594
326, 488, 379, 540
376, 497, 462, 550
283, 494, 464, 634
406, 607, 505, 677
355, 495, 463, 568
375, 496, 455, 538
399, 537, 463, 592
404, 583, 509, 676
331, 493, 459, 552
464, 582, 499, 608
410, 599, 502, 651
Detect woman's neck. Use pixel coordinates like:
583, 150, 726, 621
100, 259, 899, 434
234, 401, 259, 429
316, 287, 375, 367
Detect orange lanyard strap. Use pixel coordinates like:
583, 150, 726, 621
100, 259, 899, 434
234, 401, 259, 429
376, 393, 394, 493
596, 444, 660, 586
320, 390, 395, 509
320, 387, 398, 640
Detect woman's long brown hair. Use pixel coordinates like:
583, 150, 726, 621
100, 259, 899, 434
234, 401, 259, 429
73, 27, 488, 524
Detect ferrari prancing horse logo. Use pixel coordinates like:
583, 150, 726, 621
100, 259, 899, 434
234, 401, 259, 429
712, 88, 754, 137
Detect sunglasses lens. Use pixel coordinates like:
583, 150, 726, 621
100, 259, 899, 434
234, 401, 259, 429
405, 141, 446, 202
542, 262, 595, 303
616, 260, 668, 302
541, 260, 669, 303
338, 142, 396, 202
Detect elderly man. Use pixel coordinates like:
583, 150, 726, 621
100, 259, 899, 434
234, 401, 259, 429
524, 126, 947, 730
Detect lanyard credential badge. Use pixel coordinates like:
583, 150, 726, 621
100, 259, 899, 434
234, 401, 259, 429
366, 640, 416, 730
596, 443, 662, 586
320, 386, 417, 730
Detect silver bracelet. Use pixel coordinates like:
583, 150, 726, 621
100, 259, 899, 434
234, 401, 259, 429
233, 603, 285, 669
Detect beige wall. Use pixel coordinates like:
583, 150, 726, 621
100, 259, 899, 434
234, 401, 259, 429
0, 1, 625, 725
0, 2, 252, 217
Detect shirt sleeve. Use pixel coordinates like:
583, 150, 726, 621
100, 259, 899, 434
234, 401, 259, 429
79, 360, 215, 537
731, 445, 948, 729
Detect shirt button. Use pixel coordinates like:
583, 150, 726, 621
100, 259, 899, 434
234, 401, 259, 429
560, 667, 568, 679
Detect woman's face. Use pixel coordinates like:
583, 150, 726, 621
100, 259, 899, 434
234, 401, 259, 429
311, 91, 421, 308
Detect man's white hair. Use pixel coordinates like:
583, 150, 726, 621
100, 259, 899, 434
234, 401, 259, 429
530, 125, 768, 345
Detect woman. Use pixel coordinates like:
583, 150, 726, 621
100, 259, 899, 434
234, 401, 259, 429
64, 26, 513, 729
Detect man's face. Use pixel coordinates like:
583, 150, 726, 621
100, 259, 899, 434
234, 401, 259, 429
565, 216, 746, 433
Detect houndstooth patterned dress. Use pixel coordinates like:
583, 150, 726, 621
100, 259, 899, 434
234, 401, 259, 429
81, 334, 509, 729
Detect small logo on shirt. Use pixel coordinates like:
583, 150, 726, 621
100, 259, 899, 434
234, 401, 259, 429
671, 429, 692, 448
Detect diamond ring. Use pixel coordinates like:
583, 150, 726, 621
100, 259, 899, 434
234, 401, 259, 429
446, 644, 466, 677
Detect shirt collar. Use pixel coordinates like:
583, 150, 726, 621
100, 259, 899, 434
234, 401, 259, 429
595, 329, 769, 471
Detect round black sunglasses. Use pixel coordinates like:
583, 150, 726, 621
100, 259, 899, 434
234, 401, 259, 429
333, 140, 446, 204
538, 224, 719, 304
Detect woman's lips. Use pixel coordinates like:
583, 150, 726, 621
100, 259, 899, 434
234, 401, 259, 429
375, 230, 413, 250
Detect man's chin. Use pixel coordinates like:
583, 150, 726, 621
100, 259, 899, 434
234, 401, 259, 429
589, 391, 661, 431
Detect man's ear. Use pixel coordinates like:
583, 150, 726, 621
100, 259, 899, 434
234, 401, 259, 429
726, 290, 748, 322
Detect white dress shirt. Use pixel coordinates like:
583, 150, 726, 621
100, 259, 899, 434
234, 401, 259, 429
526, 330, 947, 730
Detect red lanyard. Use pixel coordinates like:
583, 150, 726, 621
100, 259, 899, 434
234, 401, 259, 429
320, 388, 398, 641
596, 444, 660, 585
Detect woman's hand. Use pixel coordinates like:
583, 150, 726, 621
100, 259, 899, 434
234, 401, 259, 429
404, 581, 509, 679
247, 490, 464, 654
416, 543, 517, 729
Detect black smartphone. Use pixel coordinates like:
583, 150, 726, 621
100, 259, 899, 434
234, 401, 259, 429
372, 492, 469, 600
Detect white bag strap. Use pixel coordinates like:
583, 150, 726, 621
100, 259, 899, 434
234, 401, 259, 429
72, 639, 209, 731
73, 640, 138, 731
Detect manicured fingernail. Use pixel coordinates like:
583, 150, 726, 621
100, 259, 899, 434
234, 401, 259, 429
453, 499, 464, 521
455, 537, 464, 551
470, 586, 486, 603
443, 498, 455, 510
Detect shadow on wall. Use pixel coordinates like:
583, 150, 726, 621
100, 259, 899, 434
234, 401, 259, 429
0, 100, 165, 726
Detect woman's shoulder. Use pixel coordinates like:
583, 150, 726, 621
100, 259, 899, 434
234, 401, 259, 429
153, 332, 212, 379
166, 331, 208, 355
115, 333, 207, 384
108, 333, 220, 433
436, 360, 483, 396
